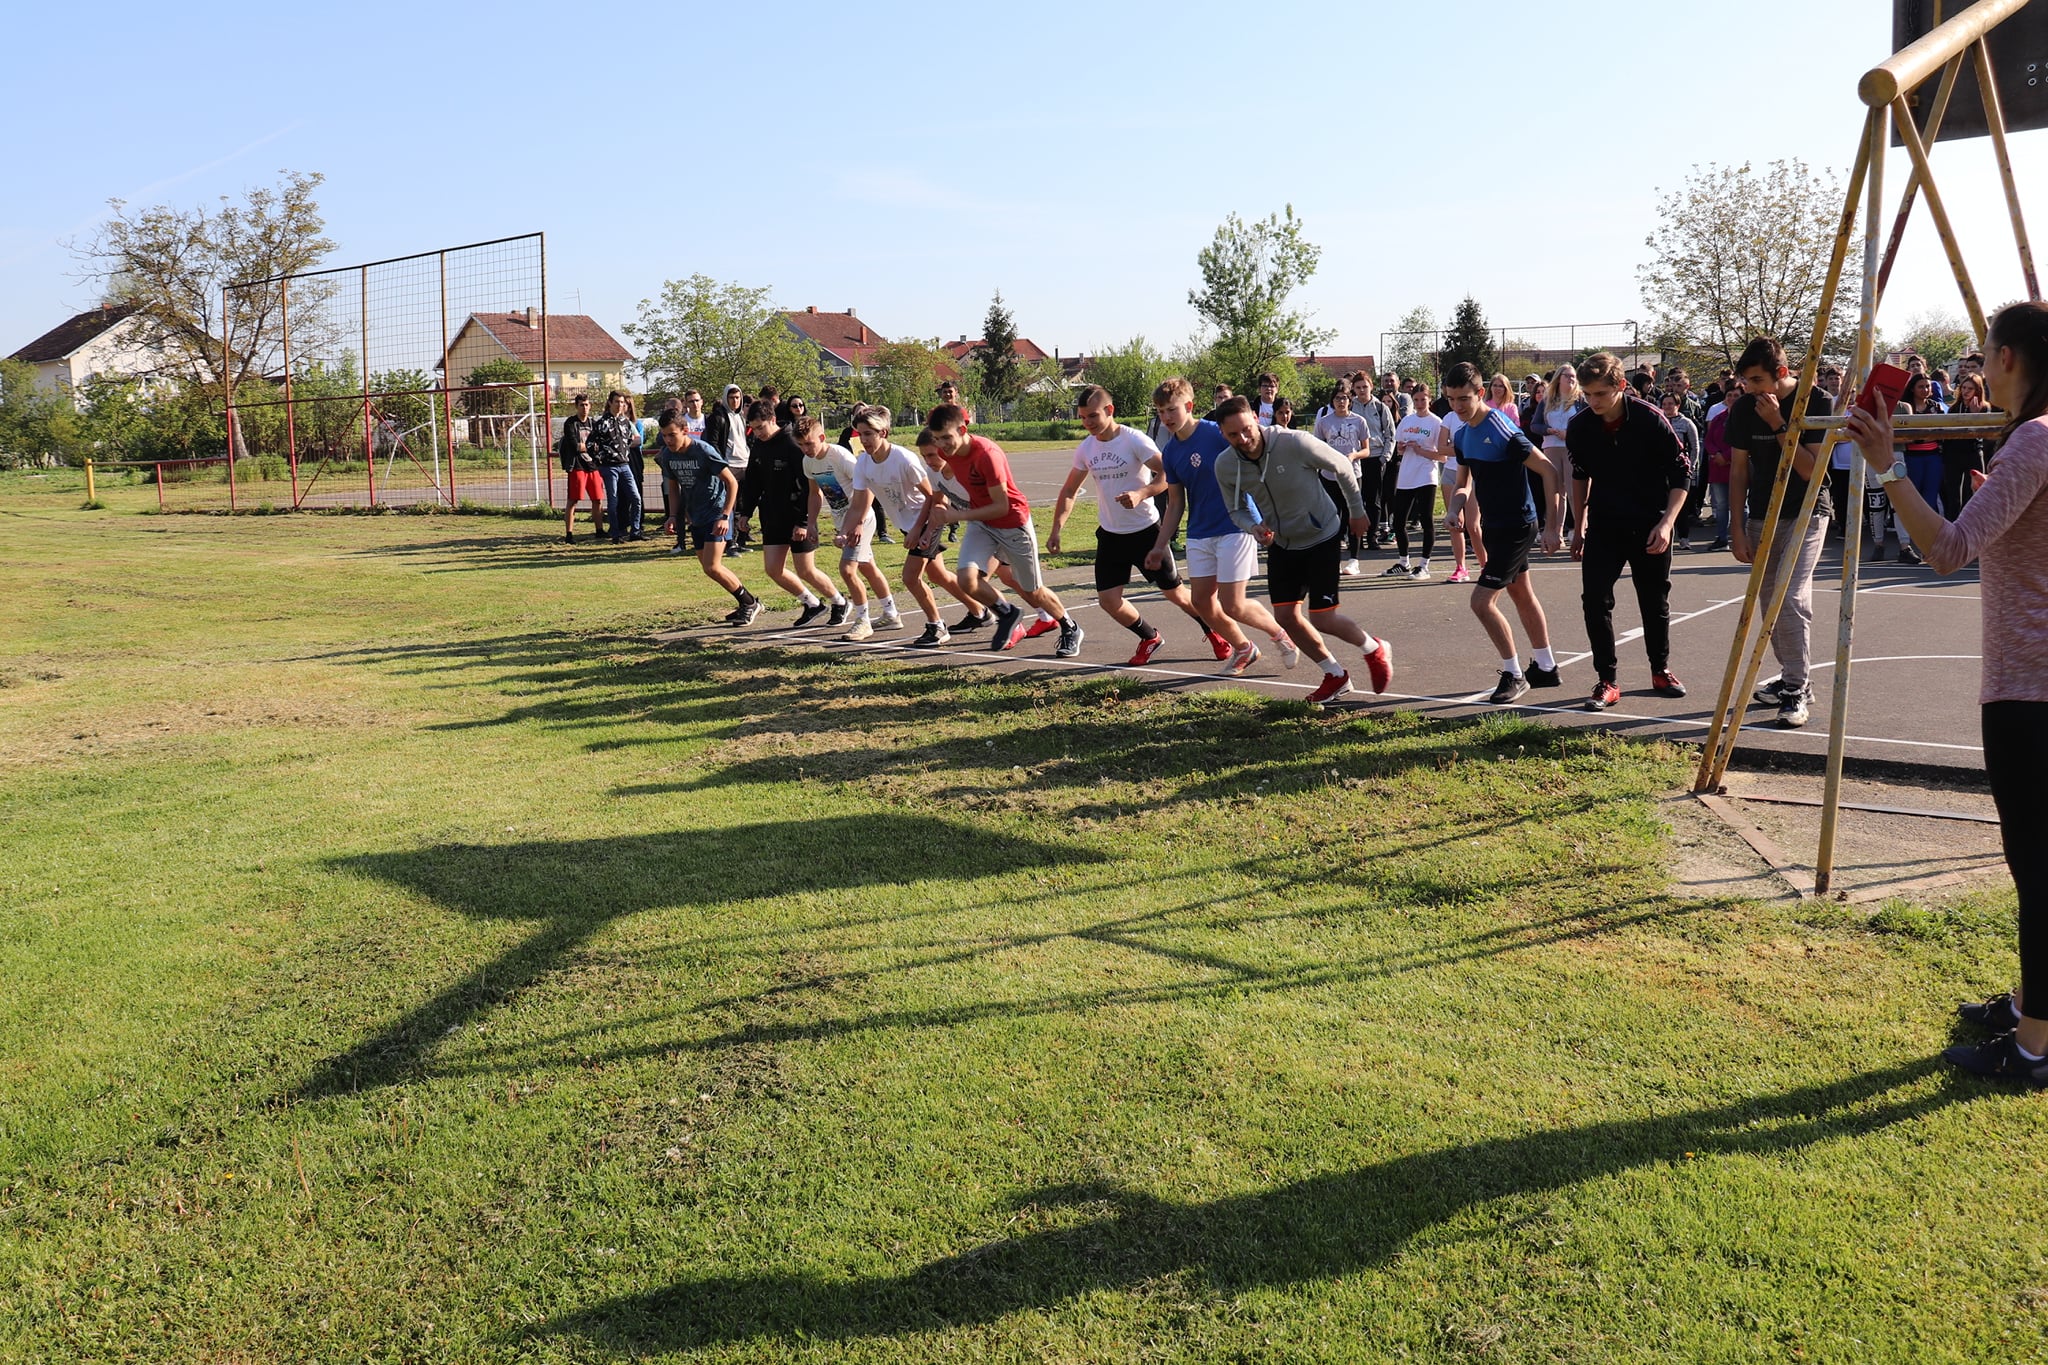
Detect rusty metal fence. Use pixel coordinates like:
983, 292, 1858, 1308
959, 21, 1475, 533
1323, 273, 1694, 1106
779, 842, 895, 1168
215, 233, 554, 512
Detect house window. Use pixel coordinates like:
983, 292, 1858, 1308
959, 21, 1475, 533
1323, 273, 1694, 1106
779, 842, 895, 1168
586, 371, 602, 388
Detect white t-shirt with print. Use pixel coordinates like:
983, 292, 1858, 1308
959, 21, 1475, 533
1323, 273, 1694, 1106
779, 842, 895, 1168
1439, 411, 1465, 480
1071, 425, 1164, 534
1395, 411, 1444, 490
851, 443, 933, 528
804, 444, 875, 536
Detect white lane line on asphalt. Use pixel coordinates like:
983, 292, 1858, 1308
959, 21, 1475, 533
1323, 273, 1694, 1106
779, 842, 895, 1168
1553, 597, 1747, 670
719, 624, 1983, 754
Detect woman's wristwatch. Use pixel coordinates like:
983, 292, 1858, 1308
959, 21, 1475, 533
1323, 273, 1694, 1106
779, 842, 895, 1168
1875, 459, 1909, 487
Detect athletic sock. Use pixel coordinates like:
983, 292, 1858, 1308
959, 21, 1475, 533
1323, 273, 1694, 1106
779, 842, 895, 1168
1500, 656, 1523, 677
923, 611, 940, 625
881, 595, 898, 614
831, 593, 848, 607
1270, 630, 1289, 644
1317, 656, 1345, 677
799, 591, 820, 608
855, 603, 870, 620
730, 587, 752, 605
1532, 646, 1556, 671
1128, 619, 1157, 639
1358, 633, 1379, 653
1038, 609, 1057, 623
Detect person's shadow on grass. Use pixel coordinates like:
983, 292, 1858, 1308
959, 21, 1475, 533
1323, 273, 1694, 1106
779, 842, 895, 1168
527, 1057, 1957, 1353
297, 814, 1104, 1100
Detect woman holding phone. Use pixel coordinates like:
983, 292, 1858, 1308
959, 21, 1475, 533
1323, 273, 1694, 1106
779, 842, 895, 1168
1845, 302, 2048, 1084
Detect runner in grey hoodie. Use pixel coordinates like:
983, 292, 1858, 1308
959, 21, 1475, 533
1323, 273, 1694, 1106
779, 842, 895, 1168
1213, 396, 1393, 704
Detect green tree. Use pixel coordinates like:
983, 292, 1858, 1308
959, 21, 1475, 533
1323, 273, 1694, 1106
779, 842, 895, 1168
625, 275, 832, 406
976, 291, 1021, 408
1383, 306, 1438, 387
1439, 296, 1501, 380
1188, 206, 1335, 391
73, 170, 337, 450
1637, 159, 1861, 368
864, 337, 951, 419
0, 360, 85, 467
1894, 309, 1974, 372
1083, 336, 1169, 420
1010, 357, 1071, 421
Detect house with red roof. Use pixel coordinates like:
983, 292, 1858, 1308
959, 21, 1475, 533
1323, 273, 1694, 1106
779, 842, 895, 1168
7, 303, 169, 396
437, 308, 634, 400
782, 306, 890, 378
940, 335, 1053, 368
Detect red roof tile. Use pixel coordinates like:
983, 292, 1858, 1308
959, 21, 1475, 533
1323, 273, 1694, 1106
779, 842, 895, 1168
784, 309, 890, 369
9, 303, 139, 364
452, 312, 632, 367
941, 337, 1051, 365
1291, 353, 1378, 375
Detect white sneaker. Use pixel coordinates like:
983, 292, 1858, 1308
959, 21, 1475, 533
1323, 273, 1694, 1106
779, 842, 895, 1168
1409, 562, 1431, 580
876, 610, 903, 631
841, 618, 874, 641
1274, 635, 1301, 669
1341, 558, 1361, 577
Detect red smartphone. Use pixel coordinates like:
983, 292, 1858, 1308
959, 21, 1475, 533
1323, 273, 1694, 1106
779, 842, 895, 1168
1857, 362, 1911, 416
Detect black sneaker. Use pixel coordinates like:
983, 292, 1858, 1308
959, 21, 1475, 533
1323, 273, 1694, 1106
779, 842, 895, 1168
1777, 687, 1811, 729
988, 601, 1023, 652
1942, 1030, 2048, 1086
1752, 676, 1789, 706
951, 611, 991, 633
910, 622, 951, 649
827, 601, 851, 628
728, 596, 761, 626
794, 601, 828, 628
874, 533, 895, 545
1055, 619, 1084, 659
1487, 671, 1530, 705
1526, 662, 1561, 687
1899, 546, 1924, 565
1960, 991, 2024, 1032
563, 532, 575, 544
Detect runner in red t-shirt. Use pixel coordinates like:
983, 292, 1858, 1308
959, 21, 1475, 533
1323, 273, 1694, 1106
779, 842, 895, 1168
918, 405, 1081, 656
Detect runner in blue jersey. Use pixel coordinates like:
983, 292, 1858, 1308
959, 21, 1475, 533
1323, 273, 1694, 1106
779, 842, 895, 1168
1145, 376, 1298, 676
1442, 361, 1565, 705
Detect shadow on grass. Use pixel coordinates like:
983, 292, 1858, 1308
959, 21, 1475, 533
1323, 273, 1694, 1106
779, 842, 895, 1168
529, 1058, 1956, 1352
298, 813, 1104, 1100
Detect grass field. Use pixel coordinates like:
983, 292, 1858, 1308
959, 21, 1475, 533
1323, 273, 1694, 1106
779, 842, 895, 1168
3, 474, 2045, 1363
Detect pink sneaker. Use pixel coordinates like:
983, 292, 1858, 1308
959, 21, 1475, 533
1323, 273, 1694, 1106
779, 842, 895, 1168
1448, 565, 1472, 584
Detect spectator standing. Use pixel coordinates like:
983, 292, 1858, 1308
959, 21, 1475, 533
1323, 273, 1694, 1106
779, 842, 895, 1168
1944, 372, 1993, 519
1661, 389, 1704, 549
557, 392, 603, 543
1843, 301, 2048, 1084
1896, 373, 1947, 565
1315, 387, 1373, 574
586, 391, 642, 544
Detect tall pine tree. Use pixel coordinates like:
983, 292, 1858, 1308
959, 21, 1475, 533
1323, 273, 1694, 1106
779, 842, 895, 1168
977, 291, 1020, 407
1439, 296, 1500, 380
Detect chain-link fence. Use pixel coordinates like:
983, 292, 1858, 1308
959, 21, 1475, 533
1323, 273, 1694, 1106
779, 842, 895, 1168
206, 234, 555, 512
1377, 321, 1649, 382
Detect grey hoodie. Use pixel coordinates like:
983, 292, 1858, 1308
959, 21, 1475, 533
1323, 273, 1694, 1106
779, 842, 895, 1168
1216, 426, 1365, 550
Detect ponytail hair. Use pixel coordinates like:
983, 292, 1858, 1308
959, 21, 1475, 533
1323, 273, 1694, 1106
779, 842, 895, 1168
1989, 301, 2048, 444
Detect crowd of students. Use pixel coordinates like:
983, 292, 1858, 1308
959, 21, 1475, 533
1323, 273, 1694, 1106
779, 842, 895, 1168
543, 308, 2048, 1089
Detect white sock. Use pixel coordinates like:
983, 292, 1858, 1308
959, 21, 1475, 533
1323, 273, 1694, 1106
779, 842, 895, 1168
881, 595, 898, 614
1396, 557, 1409, 568
1038, 609, 1057, 623
855, 602, 870, 620
1318, 656, 1345, 677
1532, 646, 1556, 671
1270, 630, 1289, 645
799, 591, 820, 607
1501, 656, 1522, 676
1359, 633, 1379, 653
924, 611, 940, 626
832, 593, 847, 607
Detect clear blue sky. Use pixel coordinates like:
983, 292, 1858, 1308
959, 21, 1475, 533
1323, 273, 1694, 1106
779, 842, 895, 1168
4, 0, 2039, 366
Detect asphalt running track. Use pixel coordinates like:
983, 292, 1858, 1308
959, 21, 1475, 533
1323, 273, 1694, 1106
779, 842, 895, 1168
670, 528, 1986, 779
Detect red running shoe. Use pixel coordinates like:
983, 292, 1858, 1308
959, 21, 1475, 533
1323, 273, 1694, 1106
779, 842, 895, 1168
1306, 670, 1355, 706
1586, 680, 1621, 710
1206, 630, 1232, 660
1651, 669, 1688, 698
1128, 634, 1164, 666
1021, 616, 1060, 640
1362, 637, 1393, 694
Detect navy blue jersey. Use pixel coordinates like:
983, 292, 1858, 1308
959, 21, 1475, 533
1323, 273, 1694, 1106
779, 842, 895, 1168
1453, 409, 1538, 527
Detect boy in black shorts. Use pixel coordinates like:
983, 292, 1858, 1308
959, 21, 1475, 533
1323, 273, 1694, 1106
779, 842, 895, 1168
737, 401, 844, 626
656, 415, 758, 623
1212, 397, 1393, 705
1441, 363, 1564, 705
1047, 385, 1229, 665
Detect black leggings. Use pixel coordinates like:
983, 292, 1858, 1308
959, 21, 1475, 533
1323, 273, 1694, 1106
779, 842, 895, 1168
1941, 452, 1982, 520
1393, 483, 1436, 561
1984, 701, 2048, 1021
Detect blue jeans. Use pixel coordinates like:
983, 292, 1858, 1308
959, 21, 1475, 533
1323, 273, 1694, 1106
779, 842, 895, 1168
601, 465, 641, 541
1707, 484, 1730, 543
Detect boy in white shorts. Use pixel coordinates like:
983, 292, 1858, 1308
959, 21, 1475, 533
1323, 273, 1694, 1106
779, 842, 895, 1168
1146, 376, 1297, 675
795, 415, 890, 635
844, 407, 981, 646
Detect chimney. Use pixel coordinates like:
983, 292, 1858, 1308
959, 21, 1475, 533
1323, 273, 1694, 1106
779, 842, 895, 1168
1055, 347, 1061, 360
524, 306, 538, 328
806, 305, 817, 314
847, 307, 857, 317
859, 324, 868, 344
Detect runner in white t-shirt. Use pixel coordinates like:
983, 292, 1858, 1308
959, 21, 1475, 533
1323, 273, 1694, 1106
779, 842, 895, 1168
1389, 388, 1446, 579
1047, 385, 1222, 665
798, 419, 885, 635
1437, 406, 1482, 582
845, 407, 975, 644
